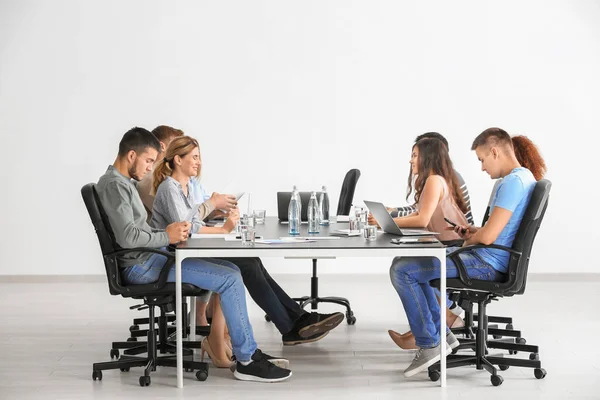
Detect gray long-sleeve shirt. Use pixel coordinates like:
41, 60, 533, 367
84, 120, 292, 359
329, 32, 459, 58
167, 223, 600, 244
150, 176, 206, 232
96, 165, 170, 267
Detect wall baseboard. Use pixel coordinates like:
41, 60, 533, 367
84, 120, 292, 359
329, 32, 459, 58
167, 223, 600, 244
1, 273, 599, 283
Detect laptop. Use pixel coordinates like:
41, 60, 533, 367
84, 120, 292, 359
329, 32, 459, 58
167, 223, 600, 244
277, 191, 323, 222
363, 200, 436, 236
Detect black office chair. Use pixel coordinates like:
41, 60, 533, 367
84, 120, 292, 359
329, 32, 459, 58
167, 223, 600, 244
81, 183, 209, 386
291, 169, 361, 325
428, 179, 551, 386
450, 205, 521, 345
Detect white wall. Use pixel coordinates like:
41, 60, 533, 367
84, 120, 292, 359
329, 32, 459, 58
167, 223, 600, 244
1, 0, 599, 276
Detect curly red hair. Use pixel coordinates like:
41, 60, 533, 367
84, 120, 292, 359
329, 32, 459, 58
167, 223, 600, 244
511, 135, 547, 181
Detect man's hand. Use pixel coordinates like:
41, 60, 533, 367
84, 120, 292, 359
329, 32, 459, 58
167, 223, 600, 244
209, 192, 237, 211
223, 208, 240, 233
445, 224, 476, 241
166, 221, 191, 244
367, 212, 380, 228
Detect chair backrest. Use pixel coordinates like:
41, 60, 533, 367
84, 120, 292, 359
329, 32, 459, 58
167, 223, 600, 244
336, 169, 361, 216
81, 183, 125, 296
503, 179, 551, 295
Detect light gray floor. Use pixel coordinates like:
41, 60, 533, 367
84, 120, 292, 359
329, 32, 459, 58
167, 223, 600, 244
1, 274, 599, 400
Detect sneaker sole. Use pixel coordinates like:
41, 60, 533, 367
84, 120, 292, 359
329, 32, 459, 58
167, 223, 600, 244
229, 359, 289, 372
233, 370, 292, 383
403, 347, 453, 378
298, 313, 345, 339
283, 330, 329, 346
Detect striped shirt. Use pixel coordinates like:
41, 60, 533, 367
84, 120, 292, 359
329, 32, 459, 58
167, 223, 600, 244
390, 170, 474, 225
150, 177, 214, 232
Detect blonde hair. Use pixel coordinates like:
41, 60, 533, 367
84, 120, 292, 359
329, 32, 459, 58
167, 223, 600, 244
152, 136, 200, 195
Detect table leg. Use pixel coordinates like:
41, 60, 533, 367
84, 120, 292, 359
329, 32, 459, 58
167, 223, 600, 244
176, 252, 183, 388
190, 296, 197, 343
439, 249, 446, 387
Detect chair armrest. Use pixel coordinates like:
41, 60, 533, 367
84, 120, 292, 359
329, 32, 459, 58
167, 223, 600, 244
446, 245, 521, 287
447, 244, 521, 259
109, 248, 174, 258
107, 248, 175, 290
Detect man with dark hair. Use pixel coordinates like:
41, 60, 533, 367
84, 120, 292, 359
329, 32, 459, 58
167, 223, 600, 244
389, 132, 474, 227
389, 127, 537, 378
95, 127, 292, 382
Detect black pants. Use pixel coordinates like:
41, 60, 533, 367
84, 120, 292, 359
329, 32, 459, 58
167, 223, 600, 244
218, 257, 306, 334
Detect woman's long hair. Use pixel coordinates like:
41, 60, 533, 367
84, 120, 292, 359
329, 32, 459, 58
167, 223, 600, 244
512, 135, 547, 181
152, 136, 200, 195
406, 138, 467, 213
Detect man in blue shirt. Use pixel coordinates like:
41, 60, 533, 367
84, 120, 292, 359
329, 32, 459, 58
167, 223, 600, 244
389, 127, 537, 378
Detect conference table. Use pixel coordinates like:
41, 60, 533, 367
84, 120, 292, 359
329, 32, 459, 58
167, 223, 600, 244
174, 217, 448, 387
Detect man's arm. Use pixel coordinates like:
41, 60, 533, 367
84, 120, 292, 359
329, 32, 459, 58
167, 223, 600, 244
99, 181, 169, 249
464, 176, 523, 246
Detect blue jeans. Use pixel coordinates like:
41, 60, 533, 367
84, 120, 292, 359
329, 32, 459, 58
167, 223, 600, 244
122, 254, 257, 362
389, 247, 505, 349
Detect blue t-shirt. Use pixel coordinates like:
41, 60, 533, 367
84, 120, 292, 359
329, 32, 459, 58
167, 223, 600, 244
189, 178, 211, 204
475, 168, 536, 273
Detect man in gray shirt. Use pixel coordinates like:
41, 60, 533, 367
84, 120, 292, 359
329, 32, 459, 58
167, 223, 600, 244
95, 127, 292, 382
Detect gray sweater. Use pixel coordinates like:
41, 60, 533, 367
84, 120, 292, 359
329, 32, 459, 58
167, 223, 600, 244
96, 165, 170, 267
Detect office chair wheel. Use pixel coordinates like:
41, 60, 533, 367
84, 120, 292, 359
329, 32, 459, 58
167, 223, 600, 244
509, 350, 517, 355
129, 324, 140, 332
499, 365, 509, 371
506, 323, 514, 330
428, 370, 440, 382
534, 368, 546, 379
346, 311, 356, 325
110, 349, 119, 359
491, 375, 504, 386
264, 314, 271, 322
139, 376, 151, 387
127, 337, 137, 342
196, 370, 208, 381
120, 367, 130, 372
516, 337, 526, 345
529, 353, 539, 361
92, 370, 102, 381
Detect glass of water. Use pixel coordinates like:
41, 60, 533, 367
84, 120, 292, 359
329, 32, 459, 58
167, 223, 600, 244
363, 225, 377, 241
253, 209, 266, 224
240, 226, 256, 246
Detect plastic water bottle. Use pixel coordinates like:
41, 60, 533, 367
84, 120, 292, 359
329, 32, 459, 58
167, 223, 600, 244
319, 186, 330, 226
288, 185, 301, 236
308, 191, 320, 234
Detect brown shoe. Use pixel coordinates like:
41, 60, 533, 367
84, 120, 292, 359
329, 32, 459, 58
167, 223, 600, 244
388, 329, 417, 350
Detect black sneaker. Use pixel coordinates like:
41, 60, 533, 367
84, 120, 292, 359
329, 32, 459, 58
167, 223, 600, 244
231, 349, 290, 370
296, 312, 344, 338
233, 350, 292, 382
282, 329, 329, 346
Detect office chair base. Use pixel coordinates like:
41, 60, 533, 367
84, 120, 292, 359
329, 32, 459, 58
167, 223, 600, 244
429, 294, 545, 386
289, 259, 356, 325
292, 296, 356, 325
93, 355, 208, 385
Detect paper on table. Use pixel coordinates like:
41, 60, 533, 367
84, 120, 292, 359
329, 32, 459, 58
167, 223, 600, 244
330, 229, 361, 237
336, 215, 350, 222
279, 236, 340, 240
190, 233, 236, 239
256, 238, 316, 244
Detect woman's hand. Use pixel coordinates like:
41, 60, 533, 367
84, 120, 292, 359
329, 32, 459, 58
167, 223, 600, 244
223, 208, 240, 233
367, 212, 380, 228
